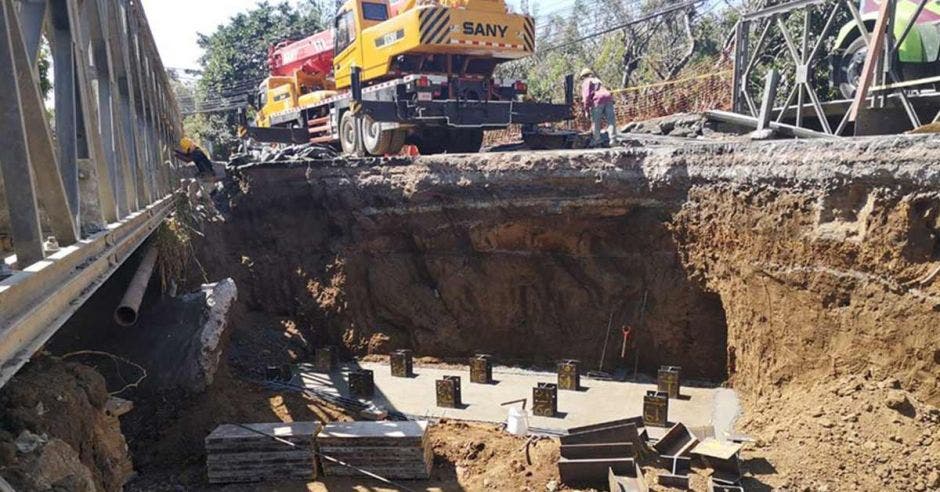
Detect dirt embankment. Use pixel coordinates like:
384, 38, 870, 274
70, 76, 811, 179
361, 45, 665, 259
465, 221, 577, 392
0, 358, 133, 491
207, 137, 938, 400
201, 158, 730, 380
675, 180, 940, 404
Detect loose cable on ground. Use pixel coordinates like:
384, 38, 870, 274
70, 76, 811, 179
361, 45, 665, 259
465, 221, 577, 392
60, 350, 148, 396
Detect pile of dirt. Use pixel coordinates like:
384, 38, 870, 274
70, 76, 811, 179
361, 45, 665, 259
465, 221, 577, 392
0, 357, 133, 491
621, 112, 737, 139
427, 420, 560, 490
740, 372, 940, 490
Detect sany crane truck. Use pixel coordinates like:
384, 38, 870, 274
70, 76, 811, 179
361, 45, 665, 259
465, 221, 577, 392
244, 0, 574, 156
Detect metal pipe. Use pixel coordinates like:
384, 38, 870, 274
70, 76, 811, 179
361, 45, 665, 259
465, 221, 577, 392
114, 244, 158, 326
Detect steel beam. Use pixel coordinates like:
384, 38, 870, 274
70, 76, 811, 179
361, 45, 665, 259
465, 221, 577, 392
706, 110, 834, 139
50, 0, 80, 225
16, 0, 44, 63
67, 0, 117, 224
6, 0, 78, 245
0, 0, 182, 389
743, 0, 829, 21
0, 195, 175, 388
0, 0, 42, 266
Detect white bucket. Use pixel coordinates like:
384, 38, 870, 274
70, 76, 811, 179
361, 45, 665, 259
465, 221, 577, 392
506, 406, 529, 436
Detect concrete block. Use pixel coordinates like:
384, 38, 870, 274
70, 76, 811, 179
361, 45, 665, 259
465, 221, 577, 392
643, 390, 669, 427
390, 349, 414, 377
533, 383, 558, 417
348, 369, 374, 398
436, 375, 462, 408
314, 347, 334, 372
657, 366, 681, 399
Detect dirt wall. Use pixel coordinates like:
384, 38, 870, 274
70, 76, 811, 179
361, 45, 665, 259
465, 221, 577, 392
204, 136, 939, 403
202, 158, 730, 380
0, 358, 133, 491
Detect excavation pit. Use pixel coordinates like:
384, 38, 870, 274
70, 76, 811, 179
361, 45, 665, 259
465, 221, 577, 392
3, 133, 938, 491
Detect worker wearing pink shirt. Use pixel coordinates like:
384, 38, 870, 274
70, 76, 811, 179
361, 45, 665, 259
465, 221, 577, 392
580, 68, 618, 147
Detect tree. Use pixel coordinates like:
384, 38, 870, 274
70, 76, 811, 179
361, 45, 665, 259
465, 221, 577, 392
500, 0, 731, 100
186, 0, 328, 158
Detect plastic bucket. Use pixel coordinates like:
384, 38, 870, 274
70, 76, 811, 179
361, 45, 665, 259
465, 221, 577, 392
506, 406, 529, 436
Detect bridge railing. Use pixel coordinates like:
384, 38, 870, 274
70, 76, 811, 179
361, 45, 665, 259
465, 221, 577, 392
0, 0, 183, 388
731, 0, 939, 136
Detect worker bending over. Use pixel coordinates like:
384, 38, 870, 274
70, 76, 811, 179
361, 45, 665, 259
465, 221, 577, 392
580, 68, 618, 147
175, 137, 215, 177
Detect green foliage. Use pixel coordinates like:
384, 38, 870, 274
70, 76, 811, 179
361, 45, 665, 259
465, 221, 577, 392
37, 41, 52, 100
191, 0, 327, 158
500, 0, 729, 101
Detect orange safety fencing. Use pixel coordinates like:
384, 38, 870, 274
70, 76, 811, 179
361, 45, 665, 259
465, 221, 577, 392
484, 64, 733, 147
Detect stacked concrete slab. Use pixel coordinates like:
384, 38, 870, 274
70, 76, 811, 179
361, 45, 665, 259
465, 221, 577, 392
319, 421, 431, 480
205, 422, 321, 484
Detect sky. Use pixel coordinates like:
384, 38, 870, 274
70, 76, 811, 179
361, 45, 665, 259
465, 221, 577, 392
141, 0, 569, 71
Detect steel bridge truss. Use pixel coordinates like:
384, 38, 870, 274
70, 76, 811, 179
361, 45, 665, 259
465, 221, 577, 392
0, 0, 182, 387
731, 0, 940, 136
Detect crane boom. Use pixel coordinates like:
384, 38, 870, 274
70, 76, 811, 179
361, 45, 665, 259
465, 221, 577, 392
268, 29, 335, 77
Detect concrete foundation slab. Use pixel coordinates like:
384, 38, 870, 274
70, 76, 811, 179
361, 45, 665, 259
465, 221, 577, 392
298, 362, 721, 432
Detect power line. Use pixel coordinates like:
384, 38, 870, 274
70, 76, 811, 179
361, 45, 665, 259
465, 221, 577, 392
538, 0, 704, 54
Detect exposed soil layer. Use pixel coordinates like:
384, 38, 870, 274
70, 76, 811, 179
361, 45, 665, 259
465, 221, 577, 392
204, 136, 939, 403
0, 358, 133, 491
201, 160, 732, 380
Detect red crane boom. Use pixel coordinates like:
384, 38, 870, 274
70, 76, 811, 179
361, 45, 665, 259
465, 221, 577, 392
268, 29, 335, 77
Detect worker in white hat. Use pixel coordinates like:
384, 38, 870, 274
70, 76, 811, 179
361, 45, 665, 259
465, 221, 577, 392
579, 68, 618, 147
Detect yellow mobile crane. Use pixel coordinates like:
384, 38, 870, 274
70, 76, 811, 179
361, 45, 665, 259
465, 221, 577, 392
248, 0, 573, 155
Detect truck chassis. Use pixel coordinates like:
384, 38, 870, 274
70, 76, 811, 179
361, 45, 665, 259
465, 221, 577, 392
248, 73, 573, 154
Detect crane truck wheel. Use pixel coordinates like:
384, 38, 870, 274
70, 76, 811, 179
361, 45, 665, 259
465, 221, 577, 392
833, 36, 868, 99
387, 129, 407, 155
339, 111, 359, 155
361, 114, 392, 156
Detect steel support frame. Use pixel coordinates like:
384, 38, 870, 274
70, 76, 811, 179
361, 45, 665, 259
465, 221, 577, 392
0, 0, 183, 388
731, 0, 934, 136
0, 195, 175, 388
0, 0, 181, 248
